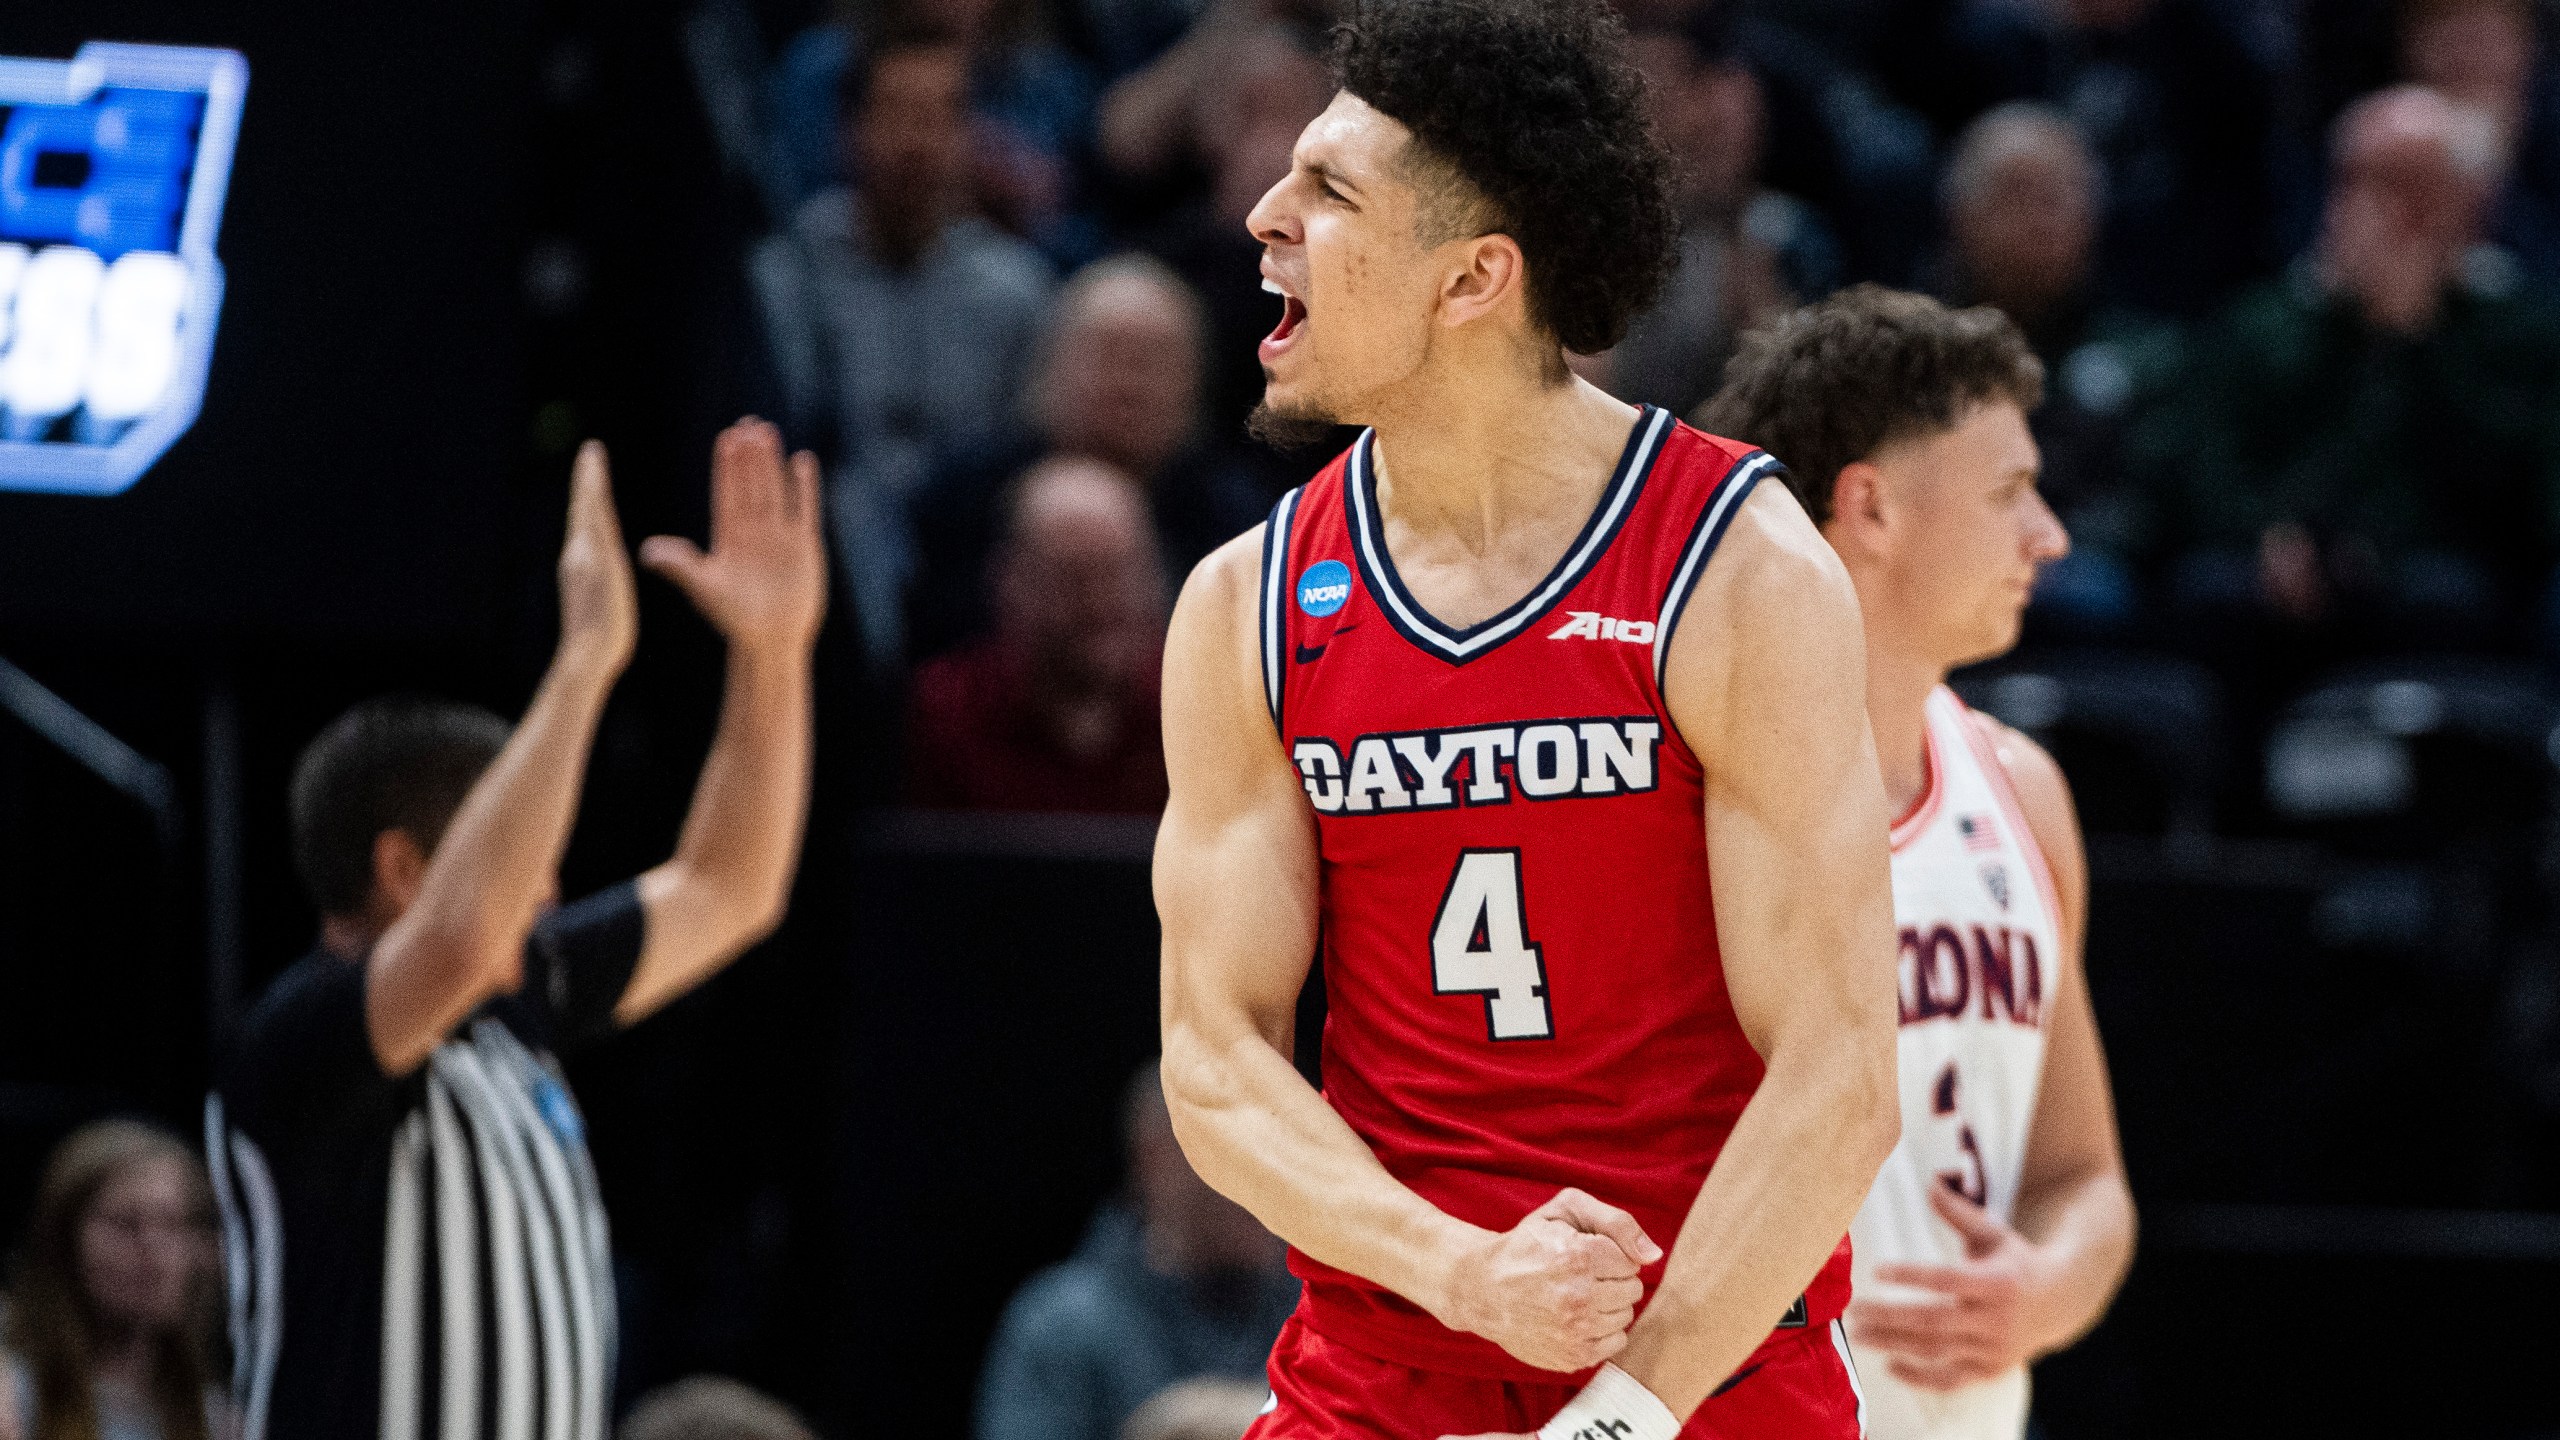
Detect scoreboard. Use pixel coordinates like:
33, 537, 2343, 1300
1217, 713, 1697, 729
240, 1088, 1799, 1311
0, 43, 245, 496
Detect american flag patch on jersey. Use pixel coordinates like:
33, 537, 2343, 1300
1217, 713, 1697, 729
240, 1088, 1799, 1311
1957, 813, 2003, 852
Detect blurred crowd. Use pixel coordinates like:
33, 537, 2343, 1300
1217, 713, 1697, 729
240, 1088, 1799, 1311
0, 1072, 1285, 1440
689, 0, 2560, 826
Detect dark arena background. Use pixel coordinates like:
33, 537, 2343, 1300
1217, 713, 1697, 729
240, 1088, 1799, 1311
3, 0, 2560, 1436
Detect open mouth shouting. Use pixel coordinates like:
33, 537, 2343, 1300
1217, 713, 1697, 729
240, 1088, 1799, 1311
1260, 274, 1308, 364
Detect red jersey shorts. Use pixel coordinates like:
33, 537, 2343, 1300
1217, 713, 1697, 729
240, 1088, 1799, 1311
1244, 1314, 1868, 1440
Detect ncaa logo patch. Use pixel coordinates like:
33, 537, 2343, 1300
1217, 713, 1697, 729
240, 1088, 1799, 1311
1298, 559, 1353, 617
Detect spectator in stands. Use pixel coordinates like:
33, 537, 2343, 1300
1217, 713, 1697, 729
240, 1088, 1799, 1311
907, 458, 1171, 813
976, 1065, 1294, 1440
2401, 0, 2560, 281
1891, 0, 2284, 314
935, 0, 1104, 264
911, 255, 1270, 656
750, 20, 1055, 671
1118, 1379, 1267, 1440
0, 1122, 227, 1440
208, 427, 825, 1440
1608, 20, 1837, 415
1097, 3, 1330, 190
620, 1376, 819, 1440
1937, 105, 2103, 349
1118, 21, 1334, 447
1932, 102, 2180, 632
1619, 0, 1936, 286
767, 0, 1101, 266
2135, 86, 2560, 665
1074, 0, 1263, 85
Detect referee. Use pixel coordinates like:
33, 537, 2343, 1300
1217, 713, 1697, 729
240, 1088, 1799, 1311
207, 420, 826, 1440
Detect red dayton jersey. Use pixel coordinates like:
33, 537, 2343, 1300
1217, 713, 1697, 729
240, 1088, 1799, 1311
1256, 405, 1853, 1383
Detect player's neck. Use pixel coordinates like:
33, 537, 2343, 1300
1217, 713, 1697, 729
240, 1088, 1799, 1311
1363, 366, 1634, 543
1866, 638, 1948, 819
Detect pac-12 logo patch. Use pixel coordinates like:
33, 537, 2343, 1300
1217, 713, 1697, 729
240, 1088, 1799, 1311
1297, 559, 1352, 617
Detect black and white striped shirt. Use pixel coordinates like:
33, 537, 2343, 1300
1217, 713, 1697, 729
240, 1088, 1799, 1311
208, 884, 644, 1440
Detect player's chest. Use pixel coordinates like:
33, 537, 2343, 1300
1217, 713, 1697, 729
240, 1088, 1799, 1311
1890, 838, 2058, 1035
1285, 598, 1678, 806
1286, 700, 1675, 818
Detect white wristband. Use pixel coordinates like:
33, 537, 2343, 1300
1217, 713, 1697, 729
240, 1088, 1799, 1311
1536, 1363, 1682, 1440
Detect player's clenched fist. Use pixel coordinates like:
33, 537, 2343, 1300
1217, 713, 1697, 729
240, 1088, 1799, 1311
1436, 1188, 1664, 1373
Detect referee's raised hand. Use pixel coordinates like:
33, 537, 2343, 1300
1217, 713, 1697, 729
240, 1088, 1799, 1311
558, 437, 639, 679
639, 418, 827, 657
607, 416, 822, 1027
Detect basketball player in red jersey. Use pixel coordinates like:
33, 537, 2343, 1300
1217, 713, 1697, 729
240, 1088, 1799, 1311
1700, 288, 2135, 1439
1153, 2, 1902, 1437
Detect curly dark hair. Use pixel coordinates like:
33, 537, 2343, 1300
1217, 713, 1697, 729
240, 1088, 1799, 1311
1697, 285, 2044, 525
1329, 0, 1679, 356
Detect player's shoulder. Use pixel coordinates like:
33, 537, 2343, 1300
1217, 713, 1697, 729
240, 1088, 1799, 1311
1164, 513, 1310, 765
1174, 524, 1268, 632
1176, 446, 1358, 613
1657, 469, 1861, 745
1647, 417, 1781, 505
1682, 463, 1847, 623
1962, 710, 2068, 817
1648, 417, 1818, 568
1959, 705, 2087, 890
1667, 416, 1768, 471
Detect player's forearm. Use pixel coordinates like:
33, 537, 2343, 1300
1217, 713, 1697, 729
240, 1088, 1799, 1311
1616, 1026, 1899, 1416
1161, 1010, 1485, 1321
2014, 1163, 2136, 1356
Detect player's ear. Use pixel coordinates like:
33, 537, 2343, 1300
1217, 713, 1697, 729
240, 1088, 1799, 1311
1437, 232, 1525, 331
1828, 460, 1891, 556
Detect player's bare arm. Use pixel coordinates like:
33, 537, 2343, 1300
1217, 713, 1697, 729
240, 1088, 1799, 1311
615, 419, 828, 1025
1597, 483, 1904, 1416
1158, 532, 1660, 1376
1852, 720, 2136, 1392
364, 441, 635, 1076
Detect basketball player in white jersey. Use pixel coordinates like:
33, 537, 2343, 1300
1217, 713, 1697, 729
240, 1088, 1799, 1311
1700, 286, 2136, 1439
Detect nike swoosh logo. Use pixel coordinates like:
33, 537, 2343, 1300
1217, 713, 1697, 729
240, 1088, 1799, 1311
1294, 624, 1356, 665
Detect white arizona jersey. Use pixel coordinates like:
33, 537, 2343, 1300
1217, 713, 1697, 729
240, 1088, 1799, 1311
1850, 686, 2065, 1440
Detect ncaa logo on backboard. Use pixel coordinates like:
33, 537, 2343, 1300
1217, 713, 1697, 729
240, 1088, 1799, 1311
1298, 559, 1352, 617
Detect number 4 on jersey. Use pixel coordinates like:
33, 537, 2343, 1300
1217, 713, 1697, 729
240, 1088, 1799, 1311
1431, 849, 1553, 1040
